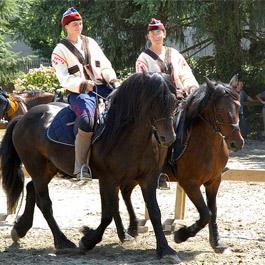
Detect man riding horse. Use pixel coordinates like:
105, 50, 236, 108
51, 7, 120, 180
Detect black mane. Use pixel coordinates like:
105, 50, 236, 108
100, 72, 176, 153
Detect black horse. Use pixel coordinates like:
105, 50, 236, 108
1, 72, 178, 259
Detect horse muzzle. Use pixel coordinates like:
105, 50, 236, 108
226, 136, 244, 152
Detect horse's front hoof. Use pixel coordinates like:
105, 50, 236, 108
127, 227, 138, 238
120, 233, 136, 248
157, 246, 181, 263
174, 226, 189, 243
79, 227, 97, 251
79, 236, 96, 252
55, 246, 79, 255
211, 240, 228, 253
11, 228, 20, 242
55, 238, 77, 255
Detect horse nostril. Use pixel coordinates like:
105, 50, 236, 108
160, 135, 166, 143
230, 141, 236, 149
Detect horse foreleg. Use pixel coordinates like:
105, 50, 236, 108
11, 181, 35, 241
120, 182, 138, 238
174, 183, 211, 243
35, 186, 76, 252
140, 182, 178, 260
205, 176, 227, 253
79, 179, 116, 251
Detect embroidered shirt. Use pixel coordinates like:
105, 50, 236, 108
51, 36, 117, 93
136, 47, 199, 92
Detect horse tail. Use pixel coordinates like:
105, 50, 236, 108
1, 115, 24, 213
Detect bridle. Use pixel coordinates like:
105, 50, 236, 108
152, 115, 174, 145
199, 90, 240, 140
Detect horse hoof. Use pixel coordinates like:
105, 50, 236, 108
55, 247, 80, 255
160, 254, 182, 264
11, 228, 20, 242
157, 246, 182, 263
79, 237, 93, 253
120, 233, 136, 248
212, 241, 228, 253
174, 226, 189, 243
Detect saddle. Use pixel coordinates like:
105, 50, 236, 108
47, 99, 110, 146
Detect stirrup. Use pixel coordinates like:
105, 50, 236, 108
78, 164, 93, 181
157, 173, 170, 190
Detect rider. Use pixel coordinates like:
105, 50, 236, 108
136, 18, 199, 188
136, 18, 199, 97
51, 7, 120, 180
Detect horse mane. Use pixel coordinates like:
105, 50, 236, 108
11, 90, 54, 108
181, 81, 239, 129
99, 72, 176, 153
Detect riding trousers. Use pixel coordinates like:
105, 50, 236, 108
68, 84, 113, 132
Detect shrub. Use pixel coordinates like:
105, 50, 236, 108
13, 65, 60, 93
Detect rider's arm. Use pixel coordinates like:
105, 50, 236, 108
171, 49, 199, 94
88, 37, 117, 84
51, 44, 89, 93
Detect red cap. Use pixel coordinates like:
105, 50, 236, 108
61, 7, 82, 27
148, 18, 165, 31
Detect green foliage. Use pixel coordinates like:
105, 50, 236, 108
8, 0, 265, 89
0, 0, 28, 84
187, 56, 217, 84
241, 60, 265, 96
13, 65, 60, 92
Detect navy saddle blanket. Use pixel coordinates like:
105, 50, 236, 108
47, 106, 106, 146
47, 107, 77, 146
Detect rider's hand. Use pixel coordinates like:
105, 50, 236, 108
187, 86, 198, 95
79, 80, 94, 93
110, 79, 121, 89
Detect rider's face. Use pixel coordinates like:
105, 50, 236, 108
147, 29, 166, 46
65, 20, 83, 36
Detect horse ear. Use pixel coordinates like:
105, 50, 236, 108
229, 74, 239, 89
205, 76, 215, 90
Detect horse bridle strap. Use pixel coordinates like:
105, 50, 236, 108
199, 95, 240, 139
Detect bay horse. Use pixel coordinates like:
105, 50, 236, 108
1, 72, 179, 259
118, 77, 244, 253
0, 88, 55, 127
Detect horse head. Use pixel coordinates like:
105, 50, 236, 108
206, 78, 244, 151
147, 73, 177, 147
184, 77, 244, 152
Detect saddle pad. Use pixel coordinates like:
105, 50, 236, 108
171, 110, 188, 161
47, 107, 77, 146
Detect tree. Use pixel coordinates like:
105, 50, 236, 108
0, 0, 27, 85
12, 0, 265, 83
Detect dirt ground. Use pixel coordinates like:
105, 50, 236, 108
0, 140, 264, 265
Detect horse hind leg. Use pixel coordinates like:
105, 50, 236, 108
25, 157, 76, 253
205, 177, 227, 253
11, 181, 35, 242
174, 183, 211, 243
